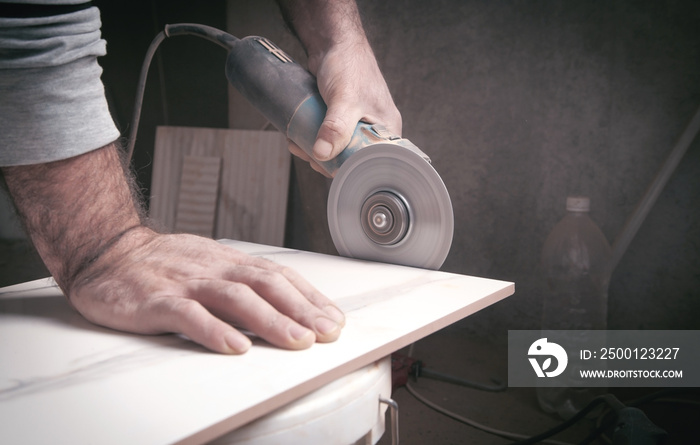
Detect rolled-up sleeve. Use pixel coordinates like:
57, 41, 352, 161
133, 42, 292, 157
0, 6, 120, 166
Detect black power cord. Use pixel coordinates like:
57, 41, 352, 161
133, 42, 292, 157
509, 394, 667, 445
126, 23, 238, 163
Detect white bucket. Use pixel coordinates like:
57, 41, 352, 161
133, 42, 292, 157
211, 356, 393, 445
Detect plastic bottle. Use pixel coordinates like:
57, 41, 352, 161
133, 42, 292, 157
536, 196, 612, 419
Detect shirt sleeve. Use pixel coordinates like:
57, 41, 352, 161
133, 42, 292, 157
0, 6, 120, 166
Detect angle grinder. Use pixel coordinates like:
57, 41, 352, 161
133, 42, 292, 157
153, 24, 454, 269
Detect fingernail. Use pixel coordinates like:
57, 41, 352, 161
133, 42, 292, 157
315, 317, 341, 336
224, 331, 251, 354
313, 140, 333, 160
289, 324, 315, 342
324, 306, 345, 325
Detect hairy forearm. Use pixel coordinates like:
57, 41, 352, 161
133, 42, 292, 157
276, 0, 369, 71
1, 143, 144, 295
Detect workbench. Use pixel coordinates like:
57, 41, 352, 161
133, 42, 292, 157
0, 240, 513, 444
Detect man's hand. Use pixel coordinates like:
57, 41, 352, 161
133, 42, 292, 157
278, 0, 402, 176
2, 143, 344, 354
69, 228, 345, 354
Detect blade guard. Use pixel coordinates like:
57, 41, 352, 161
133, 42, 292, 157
328, 143, 454, 269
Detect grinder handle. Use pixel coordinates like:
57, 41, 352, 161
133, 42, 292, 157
224, 36, 366, 176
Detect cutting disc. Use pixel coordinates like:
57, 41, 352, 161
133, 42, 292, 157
327, 143, 454, 269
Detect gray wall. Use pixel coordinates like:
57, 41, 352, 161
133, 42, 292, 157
356, 0, 700, 336
99, 0, 699, 339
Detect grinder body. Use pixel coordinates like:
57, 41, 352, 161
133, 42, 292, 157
224, 36, 453, 269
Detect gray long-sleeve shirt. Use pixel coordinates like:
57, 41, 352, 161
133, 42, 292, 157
0, 3, 120, 165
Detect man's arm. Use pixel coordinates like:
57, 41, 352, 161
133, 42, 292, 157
2, 142, 141, 294
276, 0, 402, 174
2, 143, 344, 354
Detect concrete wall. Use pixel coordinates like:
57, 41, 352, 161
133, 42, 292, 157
97, 0, 700, 339
350, 0, 700, 336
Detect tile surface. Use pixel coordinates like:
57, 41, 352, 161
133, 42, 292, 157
0, 240, 513, 444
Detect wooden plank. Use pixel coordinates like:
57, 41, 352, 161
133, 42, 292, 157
150, 126, 290, 246
174, 156, 222, 238
0, 240, 515, 445
217, 130, 291, 246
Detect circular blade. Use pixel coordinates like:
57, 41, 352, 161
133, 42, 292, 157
328, 144, 454, 269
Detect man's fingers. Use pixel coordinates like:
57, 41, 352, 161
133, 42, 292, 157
287, 138, 332, 177
277, 265, 346, 328
220, 266, 343, 343
313, 109, 360, 161
186, 279, 323, 349
140, 296, 252, 354
237, 256, 346, 329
